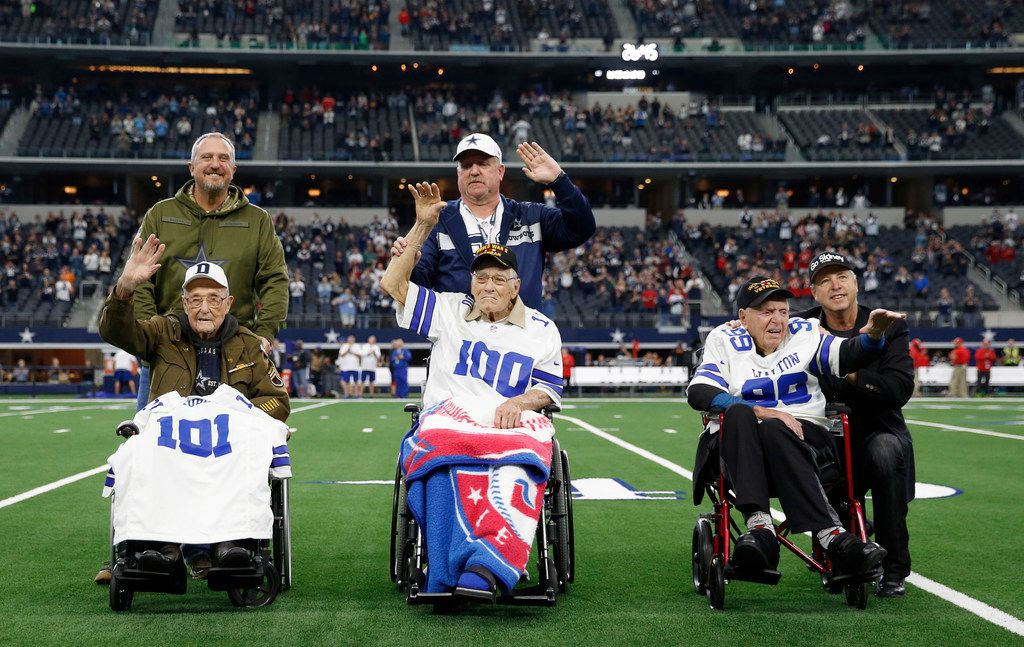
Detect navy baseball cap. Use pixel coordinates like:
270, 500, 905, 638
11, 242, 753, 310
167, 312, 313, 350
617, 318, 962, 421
808, 251, 856, 283
737, 276, 794, 310
471, 243, 518, 273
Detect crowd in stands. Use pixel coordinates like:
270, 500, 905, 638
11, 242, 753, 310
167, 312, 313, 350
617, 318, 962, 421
403, 0, 520, 51
0, 207, 136, 325
278, 87, 412, 161
176, 0, 391, 49
19, 82, 260, 159
678, 205, 995, 324
869, 0, 1013, 49
0, 0, 158, 45
947, 207, 1024, 303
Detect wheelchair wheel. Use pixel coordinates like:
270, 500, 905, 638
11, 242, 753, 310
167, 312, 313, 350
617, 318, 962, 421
550, 445, 574, 592
271, 479, 292, 591
227, 559, 280, 608
845, 582, 868, 610
390, 462, 410, 587
820, 572, 844, 594
692, 515, 714, 595
707, 555, 726, 610
108, 573, 133, 612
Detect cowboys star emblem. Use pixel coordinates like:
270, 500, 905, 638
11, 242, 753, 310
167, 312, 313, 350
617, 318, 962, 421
466, 135, 479, 145
324, 328, 340, 343
19, 327, 35, 343
610, 328, 625, 343
175, 242, 228, 271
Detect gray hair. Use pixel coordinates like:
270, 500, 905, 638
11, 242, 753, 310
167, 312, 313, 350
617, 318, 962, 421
190, 132, 236, 165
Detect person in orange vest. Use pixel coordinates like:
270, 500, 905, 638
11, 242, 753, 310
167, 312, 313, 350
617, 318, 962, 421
974, 339, 998, 397
948, 337, 971, 398
909, 338, 930, 397
561, 346, 575, 391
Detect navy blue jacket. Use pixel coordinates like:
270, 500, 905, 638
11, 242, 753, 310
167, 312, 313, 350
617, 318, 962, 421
411, 173, 596, 308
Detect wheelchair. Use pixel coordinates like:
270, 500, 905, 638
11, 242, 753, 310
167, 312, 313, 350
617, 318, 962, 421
107, 420, 293, 612
389, 403, 575, 607
690, 405, 875, 610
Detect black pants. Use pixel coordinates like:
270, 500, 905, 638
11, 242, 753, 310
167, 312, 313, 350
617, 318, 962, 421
853, 432, 913, 579
978, 370, 991, 395
720, 404, 841, 534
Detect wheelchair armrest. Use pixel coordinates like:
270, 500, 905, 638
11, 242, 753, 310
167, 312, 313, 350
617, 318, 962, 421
116, 420, 139, 439
825, 403, 851, 417
403, 403, 421, 414
542, 404, 561, 415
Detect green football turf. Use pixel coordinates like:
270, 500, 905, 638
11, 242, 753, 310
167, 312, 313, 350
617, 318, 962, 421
0, 397, 1022, 646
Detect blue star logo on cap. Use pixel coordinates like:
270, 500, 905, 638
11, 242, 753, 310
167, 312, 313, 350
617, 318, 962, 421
175, 242, 228, 271
466, 135, 479, 145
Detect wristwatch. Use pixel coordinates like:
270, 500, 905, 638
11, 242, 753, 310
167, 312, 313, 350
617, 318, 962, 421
548, 170, 567, 185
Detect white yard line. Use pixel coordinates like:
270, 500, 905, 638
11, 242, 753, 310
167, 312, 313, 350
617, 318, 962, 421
0, 466, 109, 510
906, 419, 1024, 441
0, 403, 131, 418
557, 412, 1024, 639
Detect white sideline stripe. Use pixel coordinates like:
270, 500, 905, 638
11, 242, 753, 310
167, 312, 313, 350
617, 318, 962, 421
906, 419, 1024, 441
556, 414, 785, 522
289, 401, 344, 414
0, 399, 337, 512
0, 465, 108, 510
906, 573, 1024, 637
0, 404, 131, 418
557, 412, 1024, 638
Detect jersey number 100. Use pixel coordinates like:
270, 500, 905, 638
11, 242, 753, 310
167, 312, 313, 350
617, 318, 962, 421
453, 340, 534, 397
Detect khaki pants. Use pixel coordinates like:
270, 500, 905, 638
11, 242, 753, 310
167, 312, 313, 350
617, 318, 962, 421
912, 367, 921, 398
948, 365, 968, 398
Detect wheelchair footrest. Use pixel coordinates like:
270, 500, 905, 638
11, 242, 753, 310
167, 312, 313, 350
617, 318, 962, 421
114, 565, 188, 594
824, 567, 884, 587
408, 585, 557, 607
206, 565, 263, 591
724, 565, 782, 585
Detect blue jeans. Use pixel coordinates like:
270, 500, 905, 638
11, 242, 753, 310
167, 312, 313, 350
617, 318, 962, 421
136, 364, 150, 411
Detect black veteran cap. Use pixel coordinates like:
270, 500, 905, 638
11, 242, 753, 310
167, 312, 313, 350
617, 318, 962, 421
808, 250, 856, 283
737, 276, 795, 309
471, 243, 518, 272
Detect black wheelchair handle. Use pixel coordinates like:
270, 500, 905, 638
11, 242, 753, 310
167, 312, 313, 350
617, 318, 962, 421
116, 420, 140, 439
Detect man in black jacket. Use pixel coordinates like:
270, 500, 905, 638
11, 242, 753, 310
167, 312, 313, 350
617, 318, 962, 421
799, 251, 915, 598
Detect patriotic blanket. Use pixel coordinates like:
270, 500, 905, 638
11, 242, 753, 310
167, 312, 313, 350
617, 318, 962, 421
400, 398, 555, 593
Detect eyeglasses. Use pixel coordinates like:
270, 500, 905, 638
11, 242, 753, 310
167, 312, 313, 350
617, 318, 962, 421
184, 294, 227, 309
472, 271, 516, 287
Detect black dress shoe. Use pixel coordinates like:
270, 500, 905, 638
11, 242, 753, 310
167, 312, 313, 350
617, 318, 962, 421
214, 543, 252, 569
136, 549, 174, 573
876, 577, 907, 597
731, 528, 780, 573
826, 532, 887, 581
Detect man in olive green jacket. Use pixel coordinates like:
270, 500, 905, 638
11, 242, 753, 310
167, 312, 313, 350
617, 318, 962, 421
132, 132, 289, 408
101, 234, 289, 422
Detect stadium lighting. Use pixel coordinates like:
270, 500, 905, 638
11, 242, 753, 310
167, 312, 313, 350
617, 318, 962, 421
437, 68, 445, 76
857, 64, 865, 72
787, 67, 795, 75
594, 70, 603, 77
401, 64, 407, 72
813, 63, 820, 70
307, 189, 322, 198
63, 186, 77, 195
890, 176, 898, 183
87, 65, 251, 75
371, 65, 378, 72
605, 70, 646, 81
644, 178, 652, 184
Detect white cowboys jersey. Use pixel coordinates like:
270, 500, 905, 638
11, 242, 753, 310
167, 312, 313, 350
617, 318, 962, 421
359, 343, 381, 370
396, 282, 563, 426
688, 317, 843, 430
103, 384, 291, 545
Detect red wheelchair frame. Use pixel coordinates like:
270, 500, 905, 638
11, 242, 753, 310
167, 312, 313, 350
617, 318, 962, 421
691, 405, 873, 610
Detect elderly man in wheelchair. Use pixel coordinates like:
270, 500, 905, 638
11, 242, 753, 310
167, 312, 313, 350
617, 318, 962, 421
381, 182, 571, 606
686, 277, 905, 606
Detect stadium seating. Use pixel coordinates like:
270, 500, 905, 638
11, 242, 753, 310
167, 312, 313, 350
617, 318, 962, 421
17, 85, 259, 159
175, 0, 391, 50
873, 108, 1024, 161
0, 207, 136, 327
866, 0, 1015, 49
0, 0, 158, 45
278, 90, 413, 162
778, 109, 900, 161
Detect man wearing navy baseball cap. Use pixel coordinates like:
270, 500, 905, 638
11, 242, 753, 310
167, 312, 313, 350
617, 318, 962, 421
390, 133, 595, 309
798, 250, 915, 598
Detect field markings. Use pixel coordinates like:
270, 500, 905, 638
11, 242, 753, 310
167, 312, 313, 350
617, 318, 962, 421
0, 466, 109, 510
0, 403, 131, 419
0, 399, 343, 512
557, 412, 1024, 639
906, 419, 1024, 441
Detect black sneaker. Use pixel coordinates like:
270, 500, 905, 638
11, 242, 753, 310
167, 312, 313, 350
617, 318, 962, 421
731, 528, 780, 573
826, 532, 886, 581
876, 576, 907, 598
214, 543, 252, 569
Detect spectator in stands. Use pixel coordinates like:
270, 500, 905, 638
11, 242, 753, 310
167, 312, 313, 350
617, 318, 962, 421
975, 339, 997, 397
935, 287, 955, 327
289, 340, 311, 399
391, 134, 595, 309
948, 337, 970, 398
799, 251, 915, 598
289, 271, 306, 307
130, 132, 288, 412
961, 285, 981, 328
333, 287, 357, 326
912, 271, 929, 300
12, 358, 29, 383
113, 348, 136, 396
